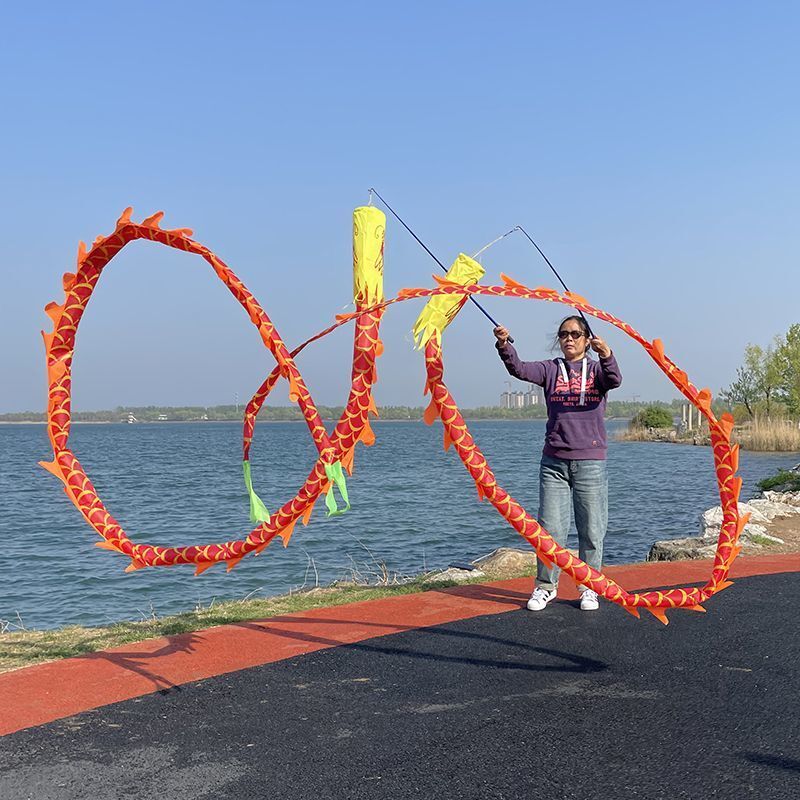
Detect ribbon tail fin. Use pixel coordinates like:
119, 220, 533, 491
243, 461, 270, 523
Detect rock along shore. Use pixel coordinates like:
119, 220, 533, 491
647, 488, 800, 562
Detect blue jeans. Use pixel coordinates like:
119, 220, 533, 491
536, 455, 608, 592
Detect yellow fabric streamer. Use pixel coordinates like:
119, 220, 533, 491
412, 253, 485, 348
353, 206, 386, 307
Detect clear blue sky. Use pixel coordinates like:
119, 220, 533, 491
1, 1, 798, 413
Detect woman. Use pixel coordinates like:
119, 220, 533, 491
494, 315, 622, 611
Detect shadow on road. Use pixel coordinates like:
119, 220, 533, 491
76, 633, 204, 692
742, 752, 800, 773
232, 616, 608, 674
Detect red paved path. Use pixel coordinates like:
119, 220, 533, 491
2, 553, 799, 736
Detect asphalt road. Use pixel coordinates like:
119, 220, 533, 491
1, 572, 798, 799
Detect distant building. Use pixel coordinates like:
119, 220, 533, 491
524, 388, 540, 406
500, 386, 543, 409
157, 414, 168, 421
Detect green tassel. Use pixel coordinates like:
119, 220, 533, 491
243, 460, 270, 523
324, 461, 351, 517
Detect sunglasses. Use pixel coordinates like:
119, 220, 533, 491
558, 330, 586, 340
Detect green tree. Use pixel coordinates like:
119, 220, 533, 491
775, 324, 800, 415
721, 364, 759, 419
722, 328, 799, 420
744, 343, 782, 418
631, 405, 674, 429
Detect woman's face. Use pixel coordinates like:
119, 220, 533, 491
558, 320, 588, 361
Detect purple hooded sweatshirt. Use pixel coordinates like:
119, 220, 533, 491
497, 342, 623, 460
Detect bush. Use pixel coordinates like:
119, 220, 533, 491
630, 405, 674, 429
757, 469, 800, 492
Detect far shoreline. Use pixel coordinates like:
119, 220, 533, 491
0, 417, 634, 425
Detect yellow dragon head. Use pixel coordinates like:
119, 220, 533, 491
352, 206, 386, 309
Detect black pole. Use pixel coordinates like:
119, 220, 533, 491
368, 188, 507, 333
515, 225, 594, 338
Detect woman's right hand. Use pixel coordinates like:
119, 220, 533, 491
493, 325, 511, 345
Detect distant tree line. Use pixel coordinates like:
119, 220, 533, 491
1, 399, 682, 423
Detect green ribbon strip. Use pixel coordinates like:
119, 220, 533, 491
324, 461, 351, 517
243, 460, 270, 523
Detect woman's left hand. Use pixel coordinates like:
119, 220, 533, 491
590, 337, 612, 358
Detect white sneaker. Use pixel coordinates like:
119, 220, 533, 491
527, 587, 557, 611
580, 589, 599, 611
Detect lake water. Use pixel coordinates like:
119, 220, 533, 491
1, 420, 797, 630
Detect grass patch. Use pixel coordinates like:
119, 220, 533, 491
0, 569, 534, 674
757, 469, 800, 493
748, 533, 779, 546
736, 419, 800, 452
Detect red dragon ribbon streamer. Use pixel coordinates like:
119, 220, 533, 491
41, 209, 742, 622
